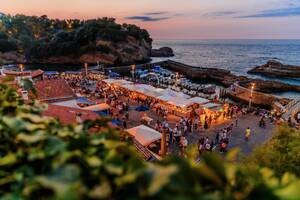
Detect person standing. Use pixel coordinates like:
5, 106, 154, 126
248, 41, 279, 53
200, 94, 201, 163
215, 131, 220, 144
245, 127, 251, 141
122, 119, 127, 129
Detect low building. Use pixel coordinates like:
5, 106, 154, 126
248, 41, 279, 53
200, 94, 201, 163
2, 69, 44, 81
32, 79, 77, 103
43, 104, 99, 125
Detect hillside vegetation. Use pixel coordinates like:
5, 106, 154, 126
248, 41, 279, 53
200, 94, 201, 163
0, 14, 152, 65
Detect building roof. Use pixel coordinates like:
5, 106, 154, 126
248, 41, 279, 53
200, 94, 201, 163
43, 104, 99, 125
3, 69, 44, 78
126, 125, 161, 146
30, 69, 44, 78
33, 79, 76, 103
189, 97, 210, 105
2, 70, 31, 76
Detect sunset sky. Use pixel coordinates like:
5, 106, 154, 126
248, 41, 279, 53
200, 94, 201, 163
1, 0, 300, 39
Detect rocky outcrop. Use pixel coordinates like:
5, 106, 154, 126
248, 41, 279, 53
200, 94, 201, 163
151, 47, 174, 57
0, 51, 26, 64
239, 79, 300, 93
158, 60, 300, 94
28, 36, 151, 65
248, 60, 300, 78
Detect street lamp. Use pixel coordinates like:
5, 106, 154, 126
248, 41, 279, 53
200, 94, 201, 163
249, 83, 255, 110
131, 64, 136, 80
19, 64, 24, 72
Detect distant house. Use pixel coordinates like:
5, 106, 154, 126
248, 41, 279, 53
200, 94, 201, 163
2, 69, 44, 81
29, 70, 44, 81
32, 79, 76, 103
43, 104, 99, 125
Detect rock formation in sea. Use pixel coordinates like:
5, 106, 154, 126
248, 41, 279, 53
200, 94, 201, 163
151, 47, 174, 57
158, 60, 300, 94
248, 60, 300, 78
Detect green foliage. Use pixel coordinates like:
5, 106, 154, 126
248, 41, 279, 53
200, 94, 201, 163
0, 38, 18, 52
245, 126, 300, 177
0, 84, 300, 199
0, 13, 152, 58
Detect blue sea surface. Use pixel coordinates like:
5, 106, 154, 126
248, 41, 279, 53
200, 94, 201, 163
152, 39, 300, 99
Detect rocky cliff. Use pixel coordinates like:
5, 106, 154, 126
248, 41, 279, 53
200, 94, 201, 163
28, 36, 151, 65
248, 60, 300, 78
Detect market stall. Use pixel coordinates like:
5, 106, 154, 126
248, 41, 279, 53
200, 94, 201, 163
189, 97, 210, 106
166, 97, 194, 117
126, 125, 162, 146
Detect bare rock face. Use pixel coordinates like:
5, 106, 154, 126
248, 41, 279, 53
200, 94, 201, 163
248, 60, 300, 78
0, 51, 26, 64
151, 47, 174, 57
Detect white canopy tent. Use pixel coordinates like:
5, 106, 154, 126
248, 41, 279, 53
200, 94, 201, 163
120, 83, 165, 98
157, 94, 174, 102
126, 125, 162, 146
167, 97, 194, 109
165, 88, 190, 99
203, 103, 222, 110
189, 97, 210, 105
103, 79, 132, 86
83, 103, 110, 111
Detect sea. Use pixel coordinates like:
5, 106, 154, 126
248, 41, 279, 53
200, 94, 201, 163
152, 39, 300, 99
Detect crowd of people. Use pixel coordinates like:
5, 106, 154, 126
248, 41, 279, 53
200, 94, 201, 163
42, 71, 289, 159
60, 72, 248, 157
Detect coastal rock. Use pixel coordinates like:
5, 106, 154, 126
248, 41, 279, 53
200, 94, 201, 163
248, 60, 300, 78
28, 37, 151, 65
151, 47, 174, 57
239, 79, 300, 93
0, 51, 26, 64
159, 60, 300, 94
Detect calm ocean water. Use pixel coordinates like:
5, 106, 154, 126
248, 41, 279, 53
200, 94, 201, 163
152, 39, 300, 99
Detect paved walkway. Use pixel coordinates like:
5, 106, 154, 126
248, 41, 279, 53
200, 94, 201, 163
79, 83, 276, 157
196, 114, 276, 155
125, 106, 276, 156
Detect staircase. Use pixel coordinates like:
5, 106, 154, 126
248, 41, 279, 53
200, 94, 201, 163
282, 98, 300, 121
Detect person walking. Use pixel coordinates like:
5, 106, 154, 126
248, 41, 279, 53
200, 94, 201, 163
245, 127, 251, 141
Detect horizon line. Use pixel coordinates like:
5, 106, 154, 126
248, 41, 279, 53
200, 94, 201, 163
152, 38, 300, 40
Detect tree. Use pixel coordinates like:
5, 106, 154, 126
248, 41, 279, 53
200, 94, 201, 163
0, 39, 17, 52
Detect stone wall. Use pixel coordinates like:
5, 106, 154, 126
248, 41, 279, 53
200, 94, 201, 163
228, 83, 277, 108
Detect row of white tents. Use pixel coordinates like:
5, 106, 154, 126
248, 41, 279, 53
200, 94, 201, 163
103, 78, 216, 110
